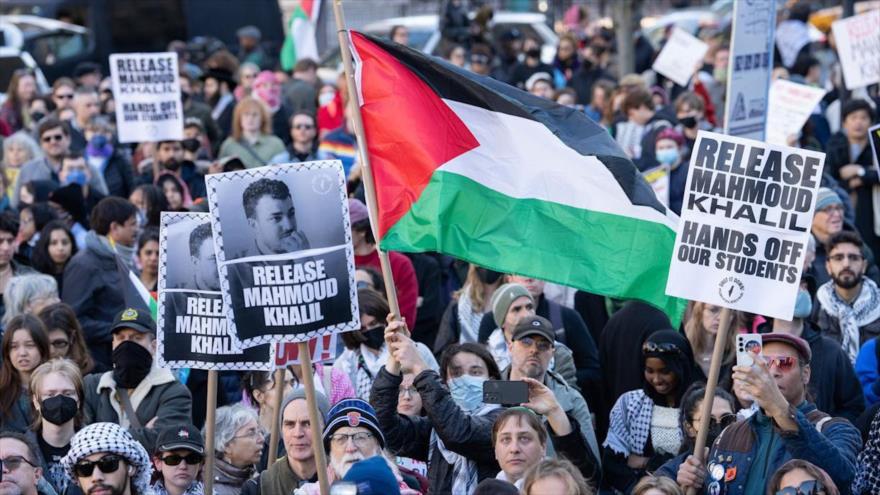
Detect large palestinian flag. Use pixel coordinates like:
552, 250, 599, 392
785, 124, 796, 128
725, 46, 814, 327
349, 32, 685, 321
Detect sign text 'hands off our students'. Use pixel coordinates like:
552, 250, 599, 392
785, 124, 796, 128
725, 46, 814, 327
667, 131, 825, 319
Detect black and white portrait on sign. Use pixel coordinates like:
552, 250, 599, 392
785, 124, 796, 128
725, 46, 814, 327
158, 211, 272, 370
206, 160, 359, 347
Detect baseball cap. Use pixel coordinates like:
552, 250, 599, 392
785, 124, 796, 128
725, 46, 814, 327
156, 424, 204, 454
110, 308, 156, 335
761, 333, 812, 363
510, 315, 555, 343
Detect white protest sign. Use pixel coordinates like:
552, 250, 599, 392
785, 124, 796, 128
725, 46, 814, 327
666, 131, 825, 319
766, 79, 826, 146
652, 27, 709, 87
723, 0, 776, 140
831, 10, 880, 90
110, 52, 184, 143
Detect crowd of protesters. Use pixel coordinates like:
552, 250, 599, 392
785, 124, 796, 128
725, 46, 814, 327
0, 1, 879, 495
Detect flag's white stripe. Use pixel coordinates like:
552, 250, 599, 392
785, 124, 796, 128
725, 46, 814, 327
128, 270, 153, 304
438, 99, 678, 229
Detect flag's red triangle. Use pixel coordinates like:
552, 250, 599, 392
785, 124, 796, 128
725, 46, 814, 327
351, 32, 480, 239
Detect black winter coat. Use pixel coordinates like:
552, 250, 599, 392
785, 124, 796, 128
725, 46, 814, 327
371, 367, 502, 493
826, 131, 879, 256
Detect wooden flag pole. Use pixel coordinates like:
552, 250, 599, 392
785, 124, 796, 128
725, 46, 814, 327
332, 0, 402, 321
203, 370, 218, 495
298, 342, 330, 495
267, 367, 285, 465
685, 306, 733, 495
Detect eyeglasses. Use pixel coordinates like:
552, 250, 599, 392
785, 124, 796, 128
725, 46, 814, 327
329, 432, 374, 448
293, 124, 315, 130
775, 479, 826, 495
516, 336, 553, 352
765, 355, 797, 372
470, 55, 490, 65
42, 134, 65, 143
73, 454, 123, 478
642, 341, 683, 355
50, 339, 70, 349
1, 456, 36, 472
828, 253, 864, 263
161, 453, 204, 466
398, 385, 417, 397
54, 93, 74, 100
232, 427, 264, 440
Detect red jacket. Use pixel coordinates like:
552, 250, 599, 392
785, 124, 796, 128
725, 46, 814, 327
355, 249, 419, 325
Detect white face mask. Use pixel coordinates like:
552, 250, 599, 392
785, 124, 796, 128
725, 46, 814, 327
319, 91, 336, 107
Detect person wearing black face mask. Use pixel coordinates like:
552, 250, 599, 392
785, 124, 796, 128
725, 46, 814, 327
28, 359, 85, 495
509, 37, 556, 91
434, 264, 504, 354
653, 383, 736, 484
82, 308, 192, 453
334, 288, 439, 401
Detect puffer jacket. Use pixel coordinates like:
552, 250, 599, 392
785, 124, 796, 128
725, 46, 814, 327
371, 367, 503, 494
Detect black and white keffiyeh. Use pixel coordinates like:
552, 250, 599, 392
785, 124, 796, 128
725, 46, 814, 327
60, 422, 153, 495
853, 413, 880, 494
816, 278, 880, 363
604, 389, 654, 457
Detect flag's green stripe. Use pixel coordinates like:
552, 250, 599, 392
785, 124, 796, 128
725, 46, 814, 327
379, 170, 686, 323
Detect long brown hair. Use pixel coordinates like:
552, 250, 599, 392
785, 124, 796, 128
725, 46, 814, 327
766, 459, 839, 495
231, 96, 271, 140
683, 302, 736, 365
37, 303, 94, 375
0, 314, 50, 416
4, 69, 35, 118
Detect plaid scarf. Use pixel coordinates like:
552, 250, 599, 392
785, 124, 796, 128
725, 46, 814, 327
604, 389, 655, 457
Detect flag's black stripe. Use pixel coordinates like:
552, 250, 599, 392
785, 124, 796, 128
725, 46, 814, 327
361, 33, 667, 216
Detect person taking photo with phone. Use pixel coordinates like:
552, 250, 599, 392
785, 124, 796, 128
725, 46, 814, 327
676, 333, 862, 495
370, 315, 504, 494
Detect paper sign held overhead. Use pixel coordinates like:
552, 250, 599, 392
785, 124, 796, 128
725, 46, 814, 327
652, 27, 709, 87
666, 131, 825, 319
110, 52, 184, 143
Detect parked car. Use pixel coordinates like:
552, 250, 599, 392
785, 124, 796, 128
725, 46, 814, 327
319, 11, 559, 81
0, 15, 92, 84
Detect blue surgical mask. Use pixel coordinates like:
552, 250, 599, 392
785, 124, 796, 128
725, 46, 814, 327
656, 148, 679, 165
449, 375, 486, 413
793, 289, 812, 319
64, 170, 88, 186
89, 134, 108, 149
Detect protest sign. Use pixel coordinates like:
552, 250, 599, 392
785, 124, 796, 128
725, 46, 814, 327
643, 164, 670, 207
723, 0, 776, 139
666, 131, 825, 320
870, 123, 880, 171
157, 212, 272, 370
274, 334, 337, 367
651, 27, 709, 87
831, 10, 880, 90
766, 79, 826, 146
207, 160, 359, 347
110, 52, 184, 143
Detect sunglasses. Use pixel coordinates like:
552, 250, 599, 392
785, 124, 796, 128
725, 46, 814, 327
642, 341, 683, 355
708, 413, 737, 429
765, 355, 797, 371
73, 454, 123, 478
516, 335, 553, 352
161, 453, 204, 466
775, 480, 826, 495
42, 134, 65, 143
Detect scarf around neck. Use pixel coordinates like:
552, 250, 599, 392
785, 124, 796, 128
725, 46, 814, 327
816, 278, 880, 362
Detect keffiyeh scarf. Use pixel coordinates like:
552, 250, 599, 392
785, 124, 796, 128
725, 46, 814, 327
457, 290, 485, 344
429, 403, 500, 494
604, 389, 655, 457
816, 278, 880, 362
61, 422, 152, 495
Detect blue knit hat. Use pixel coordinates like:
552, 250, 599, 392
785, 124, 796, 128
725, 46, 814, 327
323, 398, 385, 450
815, 187, 842, 213
343, 456, 400, 495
